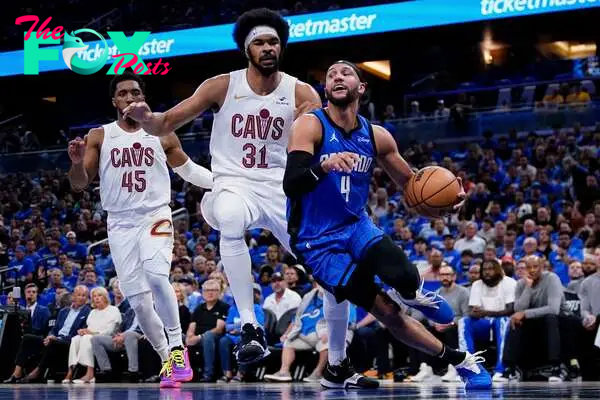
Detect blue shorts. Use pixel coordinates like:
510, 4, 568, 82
293, 214, 384, 295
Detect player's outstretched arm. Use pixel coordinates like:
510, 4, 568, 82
161, 132, 214, 189
123, 75, 229, 137
372, 124, 415, 188
284, 114, 358, 198
68, 128, 102, 192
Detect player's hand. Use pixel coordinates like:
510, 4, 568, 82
321, 152, 359, 174
68, 136, 86, 165
294, 101, 320, 120
583, 315, 596, 330
122, 101, 153, 122
43, 335, 56, 346
452, 177, 467, 212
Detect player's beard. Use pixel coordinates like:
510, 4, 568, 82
482, 273, 502, 287
250, 53, 280, 77
326, 85, 361, 107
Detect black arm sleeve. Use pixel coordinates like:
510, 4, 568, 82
283, 150, 327, 199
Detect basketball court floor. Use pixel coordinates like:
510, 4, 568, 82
2, 382, 600, 400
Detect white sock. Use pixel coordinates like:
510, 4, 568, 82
213, 190, 257, 327
220, 237, 257, 326
128, 291, 169, 362
324, 291, 349, 366
144, 255, 184, 350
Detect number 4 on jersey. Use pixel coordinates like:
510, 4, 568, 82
341, 175, 350, 202
122, 170, 147, 192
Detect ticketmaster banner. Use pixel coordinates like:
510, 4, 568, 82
1, 0, 598, 76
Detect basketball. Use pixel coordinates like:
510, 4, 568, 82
404, 166, 462, 218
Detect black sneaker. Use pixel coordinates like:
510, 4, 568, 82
568, 363, 581, 382
320, 358, 380, 389
233, 323, 270, 365
548, 366, 568, 383
501, 366, 522, 382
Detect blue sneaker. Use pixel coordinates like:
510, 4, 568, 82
387, 284, 454, 324
455, 351, 492, 390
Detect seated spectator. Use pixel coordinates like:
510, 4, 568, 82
2, 284, 51, 383
63, 287, 121, 384
192, 255, 209, 284
208, 271, 234, 306
264, 284, 339, 383
218, 284, 265, 382
180, 277, 202, 313
516, 220, 538, 249
186, 279, 229, 382
95, 242, 114, 278
501, 256, 516, 279
457, 250, 475, 282
81, 268, 100, 291
502, 256, 576, 382
579, 252, 600, 380
283, 265, 310, 297
566, 261, 585, 293
263, 272, 302, 320
91, 285, 141, 382
172, 282, 191, 333
8, 285, 91, 383
515, 237, 542, 261
459, 259, 516, 381
421, 248, 444, 282
455, 222, 487, 256
441, 235, 461, 271
483, 245, 498, 262
464, 263, 481, 289
8, 245, 34, 285
258, 265, 274, 299
61, 231, 87, 264
40, 269, 65, 306
478, 218, 496, 244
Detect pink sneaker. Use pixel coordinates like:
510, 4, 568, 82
160, 360, 182, 388
171, 347, 193, 382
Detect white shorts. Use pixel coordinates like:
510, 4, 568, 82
200, 178, 292, 254
107, 206, 174, 297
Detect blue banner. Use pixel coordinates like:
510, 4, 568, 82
1, 0, 599, 76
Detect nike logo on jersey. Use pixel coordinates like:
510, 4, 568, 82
330, 133, 339, 142
234, 94, 248, 100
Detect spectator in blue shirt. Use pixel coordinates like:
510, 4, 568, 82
41, 240, 61, 269
61, 231, 87, 263
409, 237, 429, 273
424, 219, 450, 249
25, 239, 41, 267
442, 235, 461, 272
397, 227, 415, 258
8, 245, 34, 283
62, 261, 79, 290
516, 220, 538, 249
40, 269, 65, 306
95, 242, 114, 278
488, 202, 507, 224
218, 284, 264, 382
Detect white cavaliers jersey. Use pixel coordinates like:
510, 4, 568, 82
210, 69, 297, 184
99, 121, 170, 213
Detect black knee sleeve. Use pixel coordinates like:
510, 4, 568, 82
362, 236, 420, 299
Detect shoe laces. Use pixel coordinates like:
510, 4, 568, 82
457, 351, 486, 374
414, 281, 441, 309
171, 349, 185, 368
160, 360, 173, 378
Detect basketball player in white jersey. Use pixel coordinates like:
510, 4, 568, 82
123, 8, 376, 388
68, 73, 213, 388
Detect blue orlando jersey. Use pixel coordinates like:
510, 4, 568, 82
288, 109, 376, 241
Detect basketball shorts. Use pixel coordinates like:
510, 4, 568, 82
200, 177, 292, 254
293, 214, 384, 303
107, 205, 174, 297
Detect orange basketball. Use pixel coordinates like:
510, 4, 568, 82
404, 166, 462, 218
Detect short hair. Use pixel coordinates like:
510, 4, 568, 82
202, 278, 222, 293
232, 8, 290, 53
171, 282, 188, 307
25, 283, 38, 291
90, 287, 110, 308
109, 71, 146, 98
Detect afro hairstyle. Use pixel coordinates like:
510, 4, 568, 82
232, 8, 290, 54
109, 71, 146, 98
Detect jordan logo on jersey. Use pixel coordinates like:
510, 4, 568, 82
231, 109, 285, 140
110, 142, 155, 168
330, 133, 339, 143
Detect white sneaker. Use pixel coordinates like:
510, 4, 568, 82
264, 371, 292, 382
441, 364, 461, 382
302, 372, 322, 383
493, 372, 508, 382
410, 362, 434, 382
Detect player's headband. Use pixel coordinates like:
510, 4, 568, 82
329, 60, 365, 82
244, 25, 280, 57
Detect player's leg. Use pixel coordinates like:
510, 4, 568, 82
344, 239, 491, 390
264, 193, 373, 387
205, 189, 266, 363
108, 219, 178, 388
140, 209, 192, 383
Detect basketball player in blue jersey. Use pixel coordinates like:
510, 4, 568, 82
284, 61, 492, 390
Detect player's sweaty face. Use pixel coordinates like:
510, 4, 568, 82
325, 64, 362, 107
249, 35, 281, 75
113, 80, 145, 115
